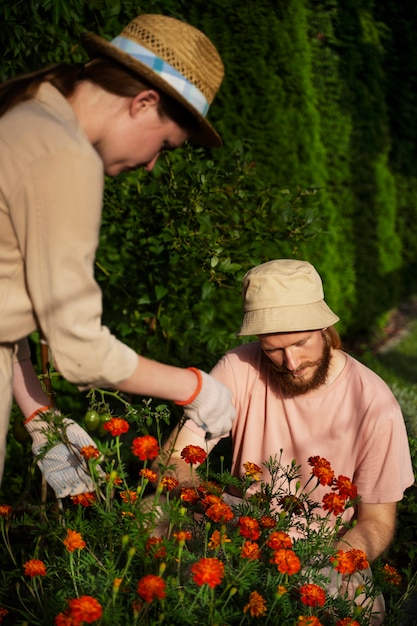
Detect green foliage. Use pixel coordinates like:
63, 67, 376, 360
97, 141, 324, 368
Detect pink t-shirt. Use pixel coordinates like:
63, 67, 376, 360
185, 342, 414, 521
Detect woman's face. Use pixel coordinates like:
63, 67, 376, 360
94, 91, 189, 177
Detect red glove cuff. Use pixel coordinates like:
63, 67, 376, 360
174, 367, 203, 406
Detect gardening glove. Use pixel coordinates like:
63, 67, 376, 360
25, 413, 103, 498
178, 369, 236, 440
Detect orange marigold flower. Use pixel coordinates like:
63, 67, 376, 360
238, 516, 261, 540
0, 607, 8, 622
145, 536, 167, 559
205, 500, 234, 523
208, 529, 231, 549
181, 444, 207, 465
137, 574, 166, 603
54, 613, 76, 626
139, 468, 158, 483
243, 590, 267, 617
0, 504, 12, 518
70, 492, 96, 507
267, 530, 292, 550
131, 435, 159, 461
80, 445, 100, 461
23, 558, 47, 577
322, 492, 346, 516
103, 417, 130, 437
300, 583, 326, 607
277, 585, 287, 596
241, 540, 261, 561
336, 619, 360, 626
113, 578, 122, 590
335, 475, 357, 500
191, 557, 225, 589
308, 456, 335, 486
63, 529, 86, 553
260, 515, 276, 529
180, 487, 200, 505
331, 549, 369, 574
383, 563, 401, 586
270, 549, 301, 575
161, 476, 179, 492
243, 462, 263, 481
173, 530, 192, 544
297, 617, 323, 626
120, 490, 138, 503
68, 595, 103, 623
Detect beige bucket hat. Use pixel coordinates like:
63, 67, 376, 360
237, 259, 340, 336
81, 14, 224, 147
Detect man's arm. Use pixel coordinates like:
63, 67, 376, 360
337, 501, 397, 562
151, 424, 218, 488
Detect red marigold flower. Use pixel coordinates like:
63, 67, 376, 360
131, 435, 159, 461
297, 617, 324, 626
260, 515, 276, 529
335, 475, 357, 500
68, 595, 103, 623
331, 549, 369, 574
243, 590, 267, 617
63, 529, 86, 553
205, 500, 234, 523
161, 476, 179, 492
137, 574, 166, 603
120, 490, 138, 503
103, 417, 130, 437
267, 530, 292, 550
270, 549, 301, 575
208, 529, 231, 549
23, 558, 47, 577
336, 619, 360, 626
70, 492, 96, 507
240, 540, 261, 561
191, 557, 225, 588
243, 462, 263, 481
238, 516, 261, 540
322, 492, 346, 516
0, 504, 12, 518
180, 487, 200, 505
383, 563, 401, 586
308, 456, 335, 486
181, 444, 207, 465
0, 607, 9, 622
145, 536, 167, 559
80, 445, 100, 461
140, 468, 158, 483
300, 583, 326, 607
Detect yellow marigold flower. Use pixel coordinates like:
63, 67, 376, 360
243, 461, 263, 481
243, 590, 267, 617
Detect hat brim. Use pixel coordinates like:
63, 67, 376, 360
81, 32, 222, 148
237, 301, 340, 336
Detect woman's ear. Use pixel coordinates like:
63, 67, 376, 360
130, 89, 160, 116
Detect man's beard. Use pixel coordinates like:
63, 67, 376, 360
266, 336, 332, 397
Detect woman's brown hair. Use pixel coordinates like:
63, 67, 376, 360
0, 57, 199, 136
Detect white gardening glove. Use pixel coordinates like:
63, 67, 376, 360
25, 413, 102, 498
180, 370, 236, 440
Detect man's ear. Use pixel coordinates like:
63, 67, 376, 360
130, 89, 160, 116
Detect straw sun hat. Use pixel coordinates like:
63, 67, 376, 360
81, 14, 224, 147
237, 259, 340, 336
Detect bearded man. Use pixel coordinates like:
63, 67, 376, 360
153, 259, 413, 624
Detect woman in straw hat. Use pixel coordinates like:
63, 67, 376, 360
0, 14, 235, 497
